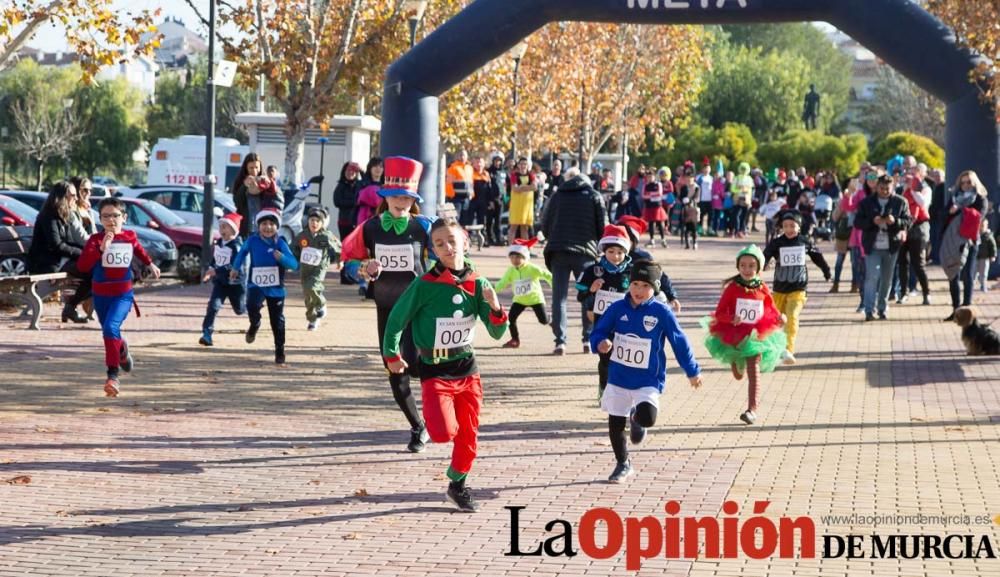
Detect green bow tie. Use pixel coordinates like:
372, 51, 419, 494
381, 212, 409, 235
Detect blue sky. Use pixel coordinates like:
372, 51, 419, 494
28, 0, 206, 50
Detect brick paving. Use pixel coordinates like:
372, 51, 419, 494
1, 231, 999, 576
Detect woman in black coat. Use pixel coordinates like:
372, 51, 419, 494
28, 181, 89, 322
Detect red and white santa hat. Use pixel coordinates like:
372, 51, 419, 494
508, 237, 538, 258
255, 207, 282, 226
598, 224, 631, 252
219, 212, 242, 234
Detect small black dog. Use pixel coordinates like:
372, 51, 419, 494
954, 307, 1000, 356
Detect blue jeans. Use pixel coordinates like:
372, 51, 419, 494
863, 249, 898, 316
949, 243, 979, 308
451, 196, 470, 224
833, 252, 846, 284
545, 251, 593, 346
202, 282, 247, 333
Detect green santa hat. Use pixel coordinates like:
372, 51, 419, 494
736, 244, 765, 272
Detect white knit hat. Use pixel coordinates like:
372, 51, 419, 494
255, 208, 281, 226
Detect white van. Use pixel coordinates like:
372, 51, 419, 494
148, 135, 249, 191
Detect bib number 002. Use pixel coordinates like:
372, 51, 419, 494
434, 315, 476, 349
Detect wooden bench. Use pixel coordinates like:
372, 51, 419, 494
0, 272, 70, 330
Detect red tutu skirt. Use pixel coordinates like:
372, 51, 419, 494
643, 206, 667, 222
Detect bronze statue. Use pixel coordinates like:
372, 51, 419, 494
803, 84, 820, 130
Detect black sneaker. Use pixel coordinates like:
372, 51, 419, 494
922, 294, 931, 306
446, 483, 480, 512
865, 313, 875, 322
275, 352, 286, 365
608, 460, 634, 483
878, 312, 888, 320
245, 325, 259, 343
629, 407, 647, 445
739, 410, 757, 425
119, 341, 133, 373
407, 425, 430, 453
943, 311, 956, 322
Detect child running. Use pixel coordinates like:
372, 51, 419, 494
199, 212, 247, 346
77, 196, 162, 397
494, 238, 552, 349
383, 217, 509, 512
589, 260, 702, 483
340, 156, 434, 453
231, 207, 299, 365
702, 245, 787, 425
643, 168, 669, 248
762, 210, 831, 364
293, 207, 339, 330
578, 224, 635, 398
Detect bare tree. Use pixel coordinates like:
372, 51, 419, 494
11, 99, 80, 190
857, 67, 946, 146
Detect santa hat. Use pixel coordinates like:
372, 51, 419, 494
219, 212, 242, 234
616, 215, 647, 237
508, 237, 538, 258
598, 224, 632, 252
255, 207, 281, 226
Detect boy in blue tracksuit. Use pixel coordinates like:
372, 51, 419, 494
200, 213, 248, 346
590, 260, 702, 483
231, 208, 299, 364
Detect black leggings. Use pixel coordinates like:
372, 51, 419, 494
376, 304, 423, 430
508, 302, 548, 341
609, 402, 658, 463
647, 221, 666, 241
247, 288, 285, 355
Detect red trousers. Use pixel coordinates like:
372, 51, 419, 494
421, 374, 483, 476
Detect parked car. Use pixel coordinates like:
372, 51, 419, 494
118, 185, 237, 229
0, 194, 36, 276
3, 190, 178, 275
89, 195, 214, 282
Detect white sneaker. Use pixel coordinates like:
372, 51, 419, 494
307, 321, 318, 331
552, 344, 566, 356
782, 350, 797, 365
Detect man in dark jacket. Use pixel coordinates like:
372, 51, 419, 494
541, 168, 608, 354
854, 174, 912, 321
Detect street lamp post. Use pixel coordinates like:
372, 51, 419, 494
317, 120, 329, 206
0, 126, 7, 189
403, 0, 428, 48
202, 0, 217, 276
621, 81, 634, 189
62, 98, 73, 178
510, 41, 528, 161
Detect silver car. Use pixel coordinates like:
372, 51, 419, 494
118, 185, 237, 229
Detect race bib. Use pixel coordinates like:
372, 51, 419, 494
735, 298, 764, 326
102, 243, 133, 269
649, 194, 662, 203
251, 266, 279, 287
593, 289, 626, 315
213, 246, 232, 267
375, 243, 414, 272
611, 333, 652, 370
875, 231, 889, 250
779, 246, 806, 267
300, 246, 323, 267
433, 315, 476, 349
512, 279, 533, 297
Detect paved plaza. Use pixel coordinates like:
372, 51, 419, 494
1, 234, 999, 576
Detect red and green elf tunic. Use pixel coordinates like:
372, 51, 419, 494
701, 277, 787, 373
382, 263, 508, 483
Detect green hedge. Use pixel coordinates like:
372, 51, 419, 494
871, 131, 945, 169
757, 130, 868, 177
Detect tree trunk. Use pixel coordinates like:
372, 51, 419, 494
283, 115, 306, 197
36, 160, 44, 191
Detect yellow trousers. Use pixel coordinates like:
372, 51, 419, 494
772, 290, 807, 353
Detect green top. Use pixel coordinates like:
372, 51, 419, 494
494, 262, 552, 306
292, 228, 339, 273
383, 266, 509, 365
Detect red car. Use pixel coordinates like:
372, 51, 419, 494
92, 196, 217, 282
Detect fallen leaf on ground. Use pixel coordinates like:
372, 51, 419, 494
308, 480, 321, 485
34, 427, 57, 433
5, 475, 31, 484
353, 488, 369, 497
945, 426, 967, 432
342, 533, 360, 540
96, 407, 111, 413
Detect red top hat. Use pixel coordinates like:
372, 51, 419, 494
378, 156, 423, 201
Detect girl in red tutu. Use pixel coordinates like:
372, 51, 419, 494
701, 245, 786, 425
643, 167, 670, 248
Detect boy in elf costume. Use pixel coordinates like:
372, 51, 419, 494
494, 237, 552, 349
78, 196, 161, 397
383, 217, 509, 512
